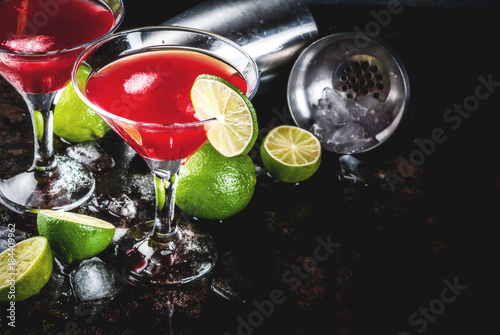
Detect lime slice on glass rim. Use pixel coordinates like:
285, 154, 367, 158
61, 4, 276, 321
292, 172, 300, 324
190, 74, 258, 157
37, 210, 115, 265
261, 125, 322, 183
0, 236, 53, 302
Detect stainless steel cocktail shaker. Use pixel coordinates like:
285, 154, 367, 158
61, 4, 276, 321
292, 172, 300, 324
162, 0, 318, 89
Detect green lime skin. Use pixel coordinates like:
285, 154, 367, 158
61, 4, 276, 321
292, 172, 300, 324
53, 66, 110, 143
37, 211, 115, 265
176, 142, 256, 220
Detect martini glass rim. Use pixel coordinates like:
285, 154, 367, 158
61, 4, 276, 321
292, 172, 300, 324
0, 0, 124, 57
72, 25, 259, 130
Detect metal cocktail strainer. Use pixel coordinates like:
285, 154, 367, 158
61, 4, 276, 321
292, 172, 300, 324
288, 32, 410, 154
334, 54, 391, 102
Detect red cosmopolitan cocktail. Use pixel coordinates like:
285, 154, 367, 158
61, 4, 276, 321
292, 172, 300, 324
0, 0, 124, 214
73, 27, 259, 285
85, 49, 248, 161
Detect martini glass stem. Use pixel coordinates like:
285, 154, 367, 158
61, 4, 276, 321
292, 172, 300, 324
149, 159, 183, 244
22, 92, 59, 177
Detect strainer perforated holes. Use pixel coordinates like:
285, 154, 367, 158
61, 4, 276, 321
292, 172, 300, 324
333, 54, 390, 102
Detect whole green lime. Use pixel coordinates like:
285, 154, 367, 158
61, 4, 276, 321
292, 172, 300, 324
53, 66, 110, 143
176, 142, 256, 220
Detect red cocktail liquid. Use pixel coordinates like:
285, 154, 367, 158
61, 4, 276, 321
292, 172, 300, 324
85, 49, 248, 161
0, 0, 115, 93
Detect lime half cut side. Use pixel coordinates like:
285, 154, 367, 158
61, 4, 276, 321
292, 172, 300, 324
0, 236, 53, 302
261, 125, 322, 183
190, 74, 258, 157
37, 210, 115, 265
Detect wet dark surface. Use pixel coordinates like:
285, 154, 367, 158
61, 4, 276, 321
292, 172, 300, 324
1, 1, 500, 334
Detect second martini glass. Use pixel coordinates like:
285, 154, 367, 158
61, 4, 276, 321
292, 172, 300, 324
73, 27, 259, 285
0, 0, 124, 214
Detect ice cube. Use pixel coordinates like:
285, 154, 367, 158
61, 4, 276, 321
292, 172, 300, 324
2, 35, 55, 52
107, 194, 136, 218
70, 257, 121, 302
312, 104, 324, 120
312, 111, 333, 131
311, 87, 389, 154
311, 122, 335, 146
66, 141, 115, 173
331, 121, 367, 144
346, 99, 368, 120
338, 154, 368, 184
88, 193, 113, 214
88, 193, 137, 219
322, 87, 350, 125
355, 95, 384, 110
359, 109, 393, 136
322, 121, 377, 154
317, 98, 329, 110
326, 106, 349, 126
0, 226, 27, 253
123, 72, 159, 94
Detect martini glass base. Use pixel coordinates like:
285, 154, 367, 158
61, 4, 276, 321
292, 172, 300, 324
0, 155, 95, 214
115, 220, 217, 286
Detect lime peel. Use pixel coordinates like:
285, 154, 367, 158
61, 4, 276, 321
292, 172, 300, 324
37, 210, 115, 265
54, 65, 110, 143
176, 142, 256, 220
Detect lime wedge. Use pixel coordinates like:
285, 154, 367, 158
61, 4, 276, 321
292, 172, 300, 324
37, 210, 115, 265
0, 236, 53, 301
190, 74, 258, 157
261, 125, 322, 183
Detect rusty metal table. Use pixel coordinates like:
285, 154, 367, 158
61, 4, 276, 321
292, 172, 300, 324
1, 1, 499, 334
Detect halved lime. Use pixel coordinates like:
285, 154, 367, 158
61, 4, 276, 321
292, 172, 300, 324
261, 125, 322, 183
0, 236, 53, 302
190, 74, 258, 157
37, 210, 115, 265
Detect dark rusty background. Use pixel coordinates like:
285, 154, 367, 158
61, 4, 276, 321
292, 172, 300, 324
1, 1, 499, 334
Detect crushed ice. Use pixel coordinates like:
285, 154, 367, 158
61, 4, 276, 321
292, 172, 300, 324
311, 87, 393, 154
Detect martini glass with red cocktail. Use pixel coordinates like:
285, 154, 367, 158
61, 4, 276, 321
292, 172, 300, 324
0, 0, 124, 213
72, 26, 259, 285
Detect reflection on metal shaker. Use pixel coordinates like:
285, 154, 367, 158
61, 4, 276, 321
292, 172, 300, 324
162, 0, 318, 89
